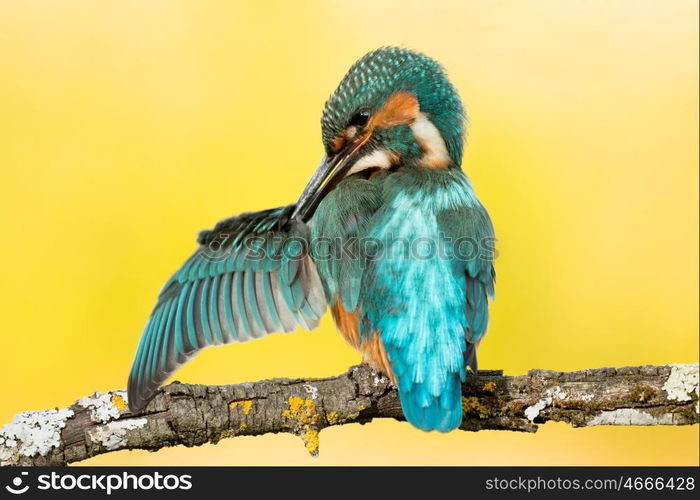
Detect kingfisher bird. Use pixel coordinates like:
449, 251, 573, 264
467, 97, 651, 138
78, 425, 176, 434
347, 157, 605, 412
127, 47, 495, 432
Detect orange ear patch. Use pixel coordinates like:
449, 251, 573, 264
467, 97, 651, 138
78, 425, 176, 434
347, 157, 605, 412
371, 91, 419, 129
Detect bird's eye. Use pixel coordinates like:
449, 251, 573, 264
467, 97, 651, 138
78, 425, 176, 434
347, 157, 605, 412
349, 108, 371, 128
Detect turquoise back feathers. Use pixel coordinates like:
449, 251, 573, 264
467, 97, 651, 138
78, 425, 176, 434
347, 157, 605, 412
312, 167, 494, 431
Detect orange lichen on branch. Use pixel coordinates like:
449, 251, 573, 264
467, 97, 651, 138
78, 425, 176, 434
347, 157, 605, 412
282, 396, 317, 424
229, 400, 253, 415
282, 396, 320, 456
111, 394, 127, 412
483, 381, 497, 393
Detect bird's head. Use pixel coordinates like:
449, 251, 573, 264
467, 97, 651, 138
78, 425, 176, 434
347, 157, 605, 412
293, 47, 466, 220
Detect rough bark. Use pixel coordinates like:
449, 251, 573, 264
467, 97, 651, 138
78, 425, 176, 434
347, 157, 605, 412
1, 363, 697, 466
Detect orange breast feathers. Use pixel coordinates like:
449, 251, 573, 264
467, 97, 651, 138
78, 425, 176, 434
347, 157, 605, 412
330, 299, 395, 383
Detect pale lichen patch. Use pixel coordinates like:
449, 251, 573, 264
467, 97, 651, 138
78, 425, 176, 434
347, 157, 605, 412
87, 418, 147, 451
78, 391, 126, 423
662, 364, 699, 413
303, 384, 319, 400
371, 370, 389, 386
524, 386, 568, 422
550, 387, 567, 400
0, 408, 74, 464
588, 409, 674, 426
524, 398, 550, 422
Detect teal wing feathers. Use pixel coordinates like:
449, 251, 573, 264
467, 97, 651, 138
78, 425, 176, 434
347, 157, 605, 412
128, 206, 327, 411
436, 198, 496, 368
310, 175, 383, 310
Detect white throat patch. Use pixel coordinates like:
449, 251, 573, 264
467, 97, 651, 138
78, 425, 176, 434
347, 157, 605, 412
411, 112, 451, 169
346, 149, 394, 177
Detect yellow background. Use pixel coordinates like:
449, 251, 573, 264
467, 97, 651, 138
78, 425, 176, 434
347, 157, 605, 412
1, 0, 697, 465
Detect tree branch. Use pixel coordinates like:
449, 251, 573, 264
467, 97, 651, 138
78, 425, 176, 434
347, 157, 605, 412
1, 363, 697, 466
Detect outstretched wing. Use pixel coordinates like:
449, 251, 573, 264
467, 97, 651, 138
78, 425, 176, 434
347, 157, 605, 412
127, 206, 327, 411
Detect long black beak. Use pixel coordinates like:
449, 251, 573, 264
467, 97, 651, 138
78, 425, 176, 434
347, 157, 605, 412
291, 145, 362, 221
